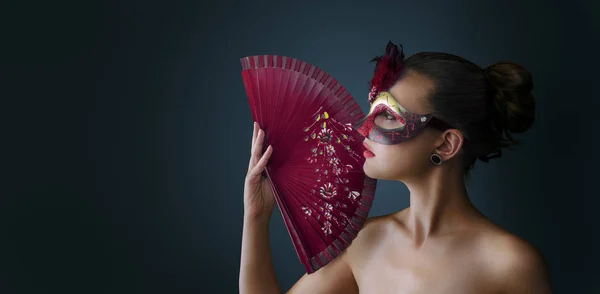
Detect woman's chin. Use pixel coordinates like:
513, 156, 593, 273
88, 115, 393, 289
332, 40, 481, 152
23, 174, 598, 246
362, 161, 380, 179
363, 161, 404, 181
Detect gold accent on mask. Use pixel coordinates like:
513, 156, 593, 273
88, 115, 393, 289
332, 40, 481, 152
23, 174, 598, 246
367, 91, 410, 118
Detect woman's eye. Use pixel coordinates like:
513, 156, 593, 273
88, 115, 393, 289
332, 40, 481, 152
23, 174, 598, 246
383, 111, 396, 120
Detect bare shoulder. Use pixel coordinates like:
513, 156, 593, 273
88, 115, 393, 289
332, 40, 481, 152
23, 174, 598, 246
476, 223, 553, 293
350, 211, 404, 246
285, 212, 402, 294
346, 209, 409, 261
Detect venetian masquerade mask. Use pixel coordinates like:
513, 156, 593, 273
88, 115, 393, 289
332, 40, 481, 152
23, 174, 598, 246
354, 41, 453, 145
355, 91, 447, 145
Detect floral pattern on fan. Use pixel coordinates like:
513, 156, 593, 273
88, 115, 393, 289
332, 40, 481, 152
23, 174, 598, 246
301, 107, 363, 235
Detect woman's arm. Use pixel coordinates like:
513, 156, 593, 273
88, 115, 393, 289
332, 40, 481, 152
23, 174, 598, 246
239, 122, 280, 294
239, 213, 281, 294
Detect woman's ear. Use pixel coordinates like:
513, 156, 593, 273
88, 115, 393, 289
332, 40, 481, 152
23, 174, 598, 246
434, 129, 464, 161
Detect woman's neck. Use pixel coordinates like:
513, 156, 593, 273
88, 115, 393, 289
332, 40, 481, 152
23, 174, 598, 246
399, 166, 481, 247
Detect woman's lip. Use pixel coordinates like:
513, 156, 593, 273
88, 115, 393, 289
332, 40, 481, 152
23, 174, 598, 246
363, 142, 375, 158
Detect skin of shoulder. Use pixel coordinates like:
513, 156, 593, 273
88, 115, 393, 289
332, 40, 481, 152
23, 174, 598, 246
349, 214, 396, 247
290, 212, 552, 294
345, 212, 405, 264
350, 212, 553, 294
476, 226, 553, 293
286, 214, 397, 294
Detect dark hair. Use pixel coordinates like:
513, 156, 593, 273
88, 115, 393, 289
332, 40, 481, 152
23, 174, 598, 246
401, 52, 535, 174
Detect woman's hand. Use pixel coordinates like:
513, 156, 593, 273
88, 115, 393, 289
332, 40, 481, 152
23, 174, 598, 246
244, 122, 275, 220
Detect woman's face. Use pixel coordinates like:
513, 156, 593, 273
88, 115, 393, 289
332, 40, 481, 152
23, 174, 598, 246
362, 73, 442, 181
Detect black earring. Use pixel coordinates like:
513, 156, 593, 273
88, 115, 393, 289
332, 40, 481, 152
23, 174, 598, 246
430, 153, 443, 166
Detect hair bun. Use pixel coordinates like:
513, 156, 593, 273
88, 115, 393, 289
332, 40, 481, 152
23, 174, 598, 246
485, 61, 535, 136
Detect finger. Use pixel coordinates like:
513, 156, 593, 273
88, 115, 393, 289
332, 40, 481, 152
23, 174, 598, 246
249, 145, 272, 177
248, 123, 258, 170
249, 129, 264, 170
253, 129, 264, 160
252, 145, 273, 176
251, 122, 258, 150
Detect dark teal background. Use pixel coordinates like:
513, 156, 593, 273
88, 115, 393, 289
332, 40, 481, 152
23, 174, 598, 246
3, 0, 598, 293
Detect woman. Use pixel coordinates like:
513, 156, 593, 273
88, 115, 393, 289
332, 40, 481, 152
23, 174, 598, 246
239, 42, 552, 294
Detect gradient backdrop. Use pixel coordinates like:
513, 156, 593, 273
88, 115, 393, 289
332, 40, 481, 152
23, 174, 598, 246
3, 0, 599, 293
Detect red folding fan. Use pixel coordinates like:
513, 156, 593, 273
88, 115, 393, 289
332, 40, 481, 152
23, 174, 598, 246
240, 55, 377, 274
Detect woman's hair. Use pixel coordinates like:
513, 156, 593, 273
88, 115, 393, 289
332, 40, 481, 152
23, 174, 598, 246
400, 52, 535, 175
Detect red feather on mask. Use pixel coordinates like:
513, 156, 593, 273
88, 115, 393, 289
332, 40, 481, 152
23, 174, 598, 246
368, 41, 405, 103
